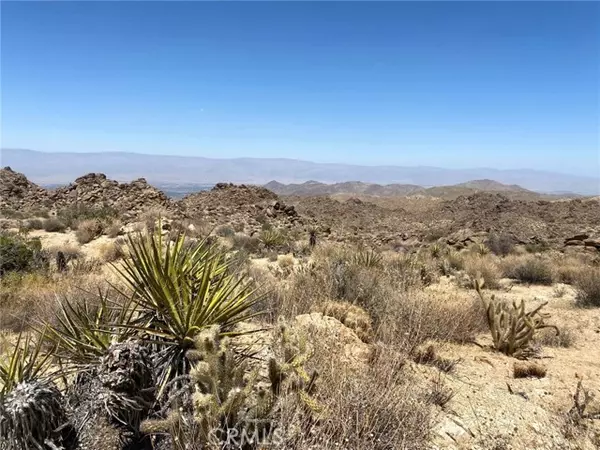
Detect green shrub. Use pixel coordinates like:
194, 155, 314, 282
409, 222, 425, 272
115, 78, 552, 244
57, 204, 117, 229
503, 256, 553, 285
574, 267, 600, 307
115, 229, 264, 398
0, 234, 47, 275
485, 233, 514, 256
42, 218, 67, 233
26, 219, 44, 230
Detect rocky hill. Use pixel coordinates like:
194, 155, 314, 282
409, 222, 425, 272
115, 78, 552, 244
0, 166, 52, 210
266, 179, 577, 200
1, 167, 599, 252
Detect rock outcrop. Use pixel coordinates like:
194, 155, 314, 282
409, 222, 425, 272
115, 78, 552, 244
0, 166, 51, 210
49, 173, 176, 219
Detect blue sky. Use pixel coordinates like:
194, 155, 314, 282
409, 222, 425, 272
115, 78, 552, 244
1, 2, 598, 176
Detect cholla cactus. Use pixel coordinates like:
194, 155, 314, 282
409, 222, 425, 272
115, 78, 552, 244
141, 325, 320, 449
475, 278, 558, 357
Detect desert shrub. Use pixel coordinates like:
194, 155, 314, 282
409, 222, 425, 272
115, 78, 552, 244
378, 291, 487, 352
424, 225, 450, 243
463, 254, 501, 289
57, 204, 117, 229
502, 255, 553, 285
215, 224, 235, 237
75, 219, 103, 244
574, 266, 600, 307
0, 233, 47, 275
139, 207, 169, 232
555, 260, 582, 285
105, 221, 122, 238
277, 253, 295, 270
485, 232, 515, 256
524, 241, 550, 254
230, 233, 261, 254
412, 344, 460, 373
513, 361, 547, 378
98, 241, 125, 262
445, 250, 465, 271
25, 219, 44, 230
535, 326, 577, 348
42, 218, 67, 233
0, 208, 25, 219
280, 349, 432, 450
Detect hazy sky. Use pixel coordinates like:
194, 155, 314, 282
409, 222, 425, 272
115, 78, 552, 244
1, 2, 598, 176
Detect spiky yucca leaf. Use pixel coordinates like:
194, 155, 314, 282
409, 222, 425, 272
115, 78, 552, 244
0, 331, 51, 395
115, 229, 264, 397
260, 228, 287, 248
349, 247, 383, 268
44, 290, 135, 368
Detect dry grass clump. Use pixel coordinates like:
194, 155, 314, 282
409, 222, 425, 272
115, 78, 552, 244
554, 256, 586, 284
412, 344, 460, 373
535, 326, 577, 348
316, 300, 374, 343
105, 221, 122, 238
98, 241, 126, 263
501, 254, 553, 285
513, 361, 547, 378
25, 218, 44, 230
485, 232, 515, 256
463, 254, 501, 289
378, 291, 487, 352
46, 243, 82, 262
75, 219, 103, 244
230, 233, 261, 254
42, 218, 67, 233
139, 207, 169, 232
574, 266, 600, 307
280, 350, 432, 450
277, 253, 295, 270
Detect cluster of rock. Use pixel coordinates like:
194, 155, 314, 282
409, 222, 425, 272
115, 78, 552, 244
49, 173, 176, 219
0, 166, 52, 210
181, 183, 309, 235
564, 233, 600, 251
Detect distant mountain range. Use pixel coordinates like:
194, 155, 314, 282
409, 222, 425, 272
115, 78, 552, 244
1, 148, 598, 195
264, 179, 580, 200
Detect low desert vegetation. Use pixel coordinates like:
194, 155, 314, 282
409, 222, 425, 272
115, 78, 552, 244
500, 254, 554, 285
42, 217, 67, 233
574, 266, 600, 307
1, 198, 600, 449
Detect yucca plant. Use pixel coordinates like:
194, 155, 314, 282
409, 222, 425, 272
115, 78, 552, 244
349, 247, 383, 268
44, 289, 136, 369
115, 229, 264, 398
0, 331, 66, 450
260, 228, 287, 248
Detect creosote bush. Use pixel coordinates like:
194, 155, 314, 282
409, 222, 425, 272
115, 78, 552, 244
463, 254, 501, 289
501, 255, 554, 285
42, 217, 67, 233
574, 266, 600, 307
75, 219, 104, 244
